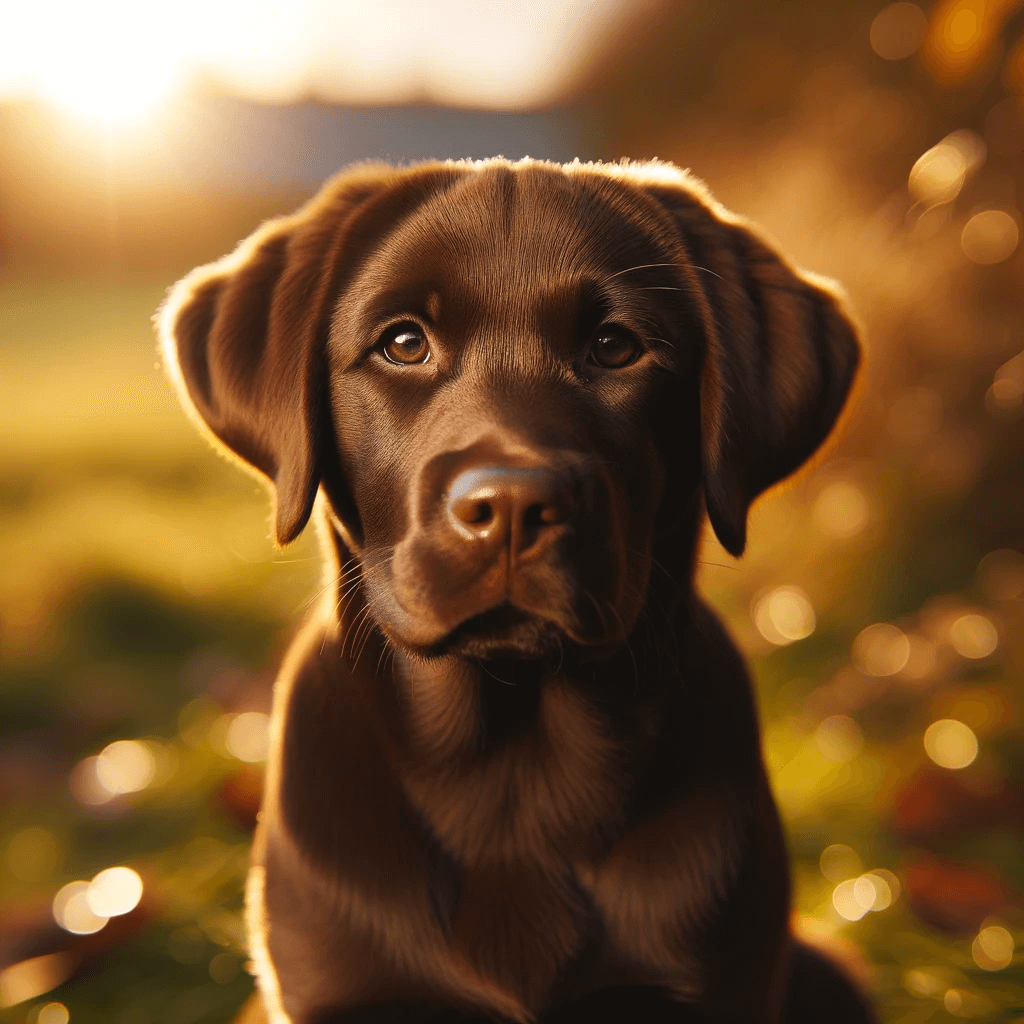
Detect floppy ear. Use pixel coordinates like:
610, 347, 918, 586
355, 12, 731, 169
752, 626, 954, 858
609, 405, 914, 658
158, 168, 393, 545
645, 180, 861, 557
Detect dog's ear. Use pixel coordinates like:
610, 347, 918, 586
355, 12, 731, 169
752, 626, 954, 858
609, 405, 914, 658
158, 168, 395, 545
645, 179, 861, 557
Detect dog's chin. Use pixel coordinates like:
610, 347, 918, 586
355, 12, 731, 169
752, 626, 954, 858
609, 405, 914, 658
430, 605, 569, 661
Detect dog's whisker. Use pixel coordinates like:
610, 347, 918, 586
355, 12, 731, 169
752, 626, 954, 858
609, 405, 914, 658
691, 264, 725, 282
353, 615, 378, 672
340, 604, 372, 661
606, 262, 680, 279
374, 637, 395, 682
303, 559, 366, 613
303, 574, 345, 611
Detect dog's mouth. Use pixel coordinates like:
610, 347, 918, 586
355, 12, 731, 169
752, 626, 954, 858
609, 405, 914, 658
426, 603, 569, 661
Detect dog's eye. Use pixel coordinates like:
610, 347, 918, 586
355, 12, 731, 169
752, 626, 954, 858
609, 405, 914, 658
382, 326, 430, 365
590, 328, 641, 369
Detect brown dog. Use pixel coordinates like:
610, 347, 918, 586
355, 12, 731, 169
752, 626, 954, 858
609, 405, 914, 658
160, 158, 874, 1024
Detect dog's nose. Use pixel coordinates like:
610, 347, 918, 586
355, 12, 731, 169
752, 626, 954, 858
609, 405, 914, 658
446, 466, 571, 554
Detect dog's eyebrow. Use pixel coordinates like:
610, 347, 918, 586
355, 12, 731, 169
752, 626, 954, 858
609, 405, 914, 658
563, 276, 680, 362
338, 282, 443, 341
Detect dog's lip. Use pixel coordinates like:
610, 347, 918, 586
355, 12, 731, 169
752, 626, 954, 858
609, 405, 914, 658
418, 602, 566, 658
444, 601, 548, 637
447, 602, 551, 642
378, 575, 621, 657
419, 600, 625, 660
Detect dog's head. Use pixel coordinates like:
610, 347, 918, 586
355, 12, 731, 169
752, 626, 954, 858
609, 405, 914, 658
160, 159, 858, 663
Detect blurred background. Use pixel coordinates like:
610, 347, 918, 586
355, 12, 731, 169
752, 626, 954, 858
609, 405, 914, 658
1, 1, 1023, 1022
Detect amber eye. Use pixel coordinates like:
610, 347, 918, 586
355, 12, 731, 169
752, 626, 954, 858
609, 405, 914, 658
382, 326, 430, 365
590, 328, 641, 369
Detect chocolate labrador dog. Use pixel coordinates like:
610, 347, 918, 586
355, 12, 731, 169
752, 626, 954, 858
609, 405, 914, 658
160, 159, 875, 1024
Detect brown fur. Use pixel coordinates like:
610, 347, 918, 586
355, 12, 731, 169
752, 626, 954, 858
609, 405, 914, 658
160, 158, 875, 1024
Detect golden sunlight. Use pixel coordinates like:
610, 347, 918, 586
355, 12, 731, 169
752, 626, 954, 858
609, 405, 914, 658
4, 2, 193, 125
1, 0, 653, 121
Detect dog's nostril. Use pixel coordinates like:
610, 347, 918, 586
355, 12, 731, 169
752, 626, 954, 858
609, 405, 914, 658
525, 502, 563, 528
456, 498, 494, 526
446, 465, 571, 549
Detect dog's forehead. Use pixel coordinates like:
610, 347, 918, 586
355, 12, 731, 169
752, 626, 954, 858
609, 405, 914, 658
345, 165, 679, 325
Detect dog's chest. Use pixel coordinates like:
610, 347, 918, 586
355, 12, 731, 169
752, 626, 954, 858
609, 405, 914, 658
446, 861, 595, 1009
398, 672, 647, 865
397, 678, 674, 1007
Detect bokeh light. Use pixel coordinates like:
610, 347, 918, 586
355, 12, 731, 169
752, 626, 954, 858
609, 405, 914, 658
986, 376, 1024, 417
833, 878, 869, 922
827, 857, 900, 922
95, 739, 157, 795
988, 352, 1024, 421
977, 548, 1024, 601
819, 844, 862, 883
68, 757, 112, 807
909, 142, 968, 205
908, 131, 985, 205
923, 718, 979, 769
52, 881, 108, 935
86, 866, 143, 918
870, 3, 928, 61
209, 951, 242, 985
922, 0, 1014, 83
71, 739, 158, 805
900, 634, 938, 681
944, 988, 966, 1014
871, 868, 901, 907
36, 1004, 70, 1024
972, 924, 1015, 970
904, 968, 947, 998
948, 613, 998, 658
854, 872, 892, 912
812, 480, 869, 539
851, 623, 911, 676
225, 711, 271, 763
960, 209, 1020, 263
752, 586, 816, 646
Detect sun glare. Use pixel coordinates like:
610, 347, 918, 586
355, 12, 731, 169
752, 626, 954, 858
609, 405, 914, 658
39, 64, 180, 126
5, 1, 193, 126
2, 0, 651, 124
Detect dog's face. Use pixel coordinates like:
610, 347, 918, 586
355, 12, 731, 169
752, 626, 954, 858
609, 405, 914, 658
325, 169, 694, 660
161, 159, 859, 665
